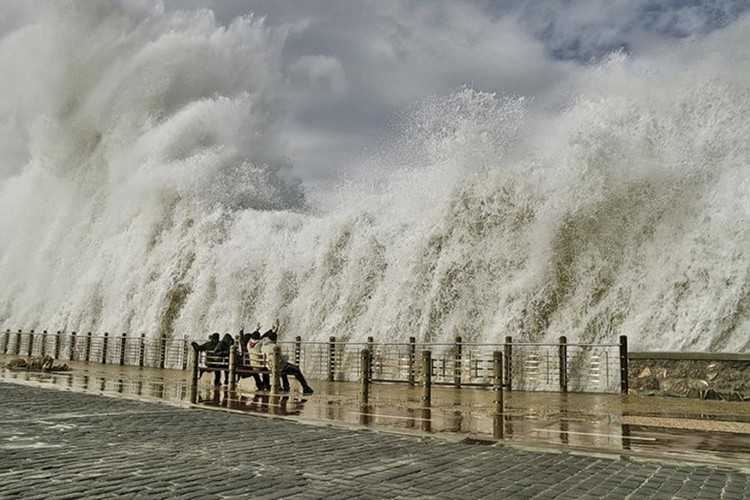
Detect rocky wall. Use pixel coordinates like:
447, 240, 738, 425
629, 353, 750, 401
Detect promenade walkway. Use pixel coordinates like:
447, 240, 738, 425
1, 381, 749, 499
3, 356, 750, 469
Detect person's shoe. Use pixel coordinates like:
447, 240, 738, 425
302, 387, 314, 395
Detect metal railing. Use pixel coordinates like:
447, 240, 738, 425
278, 334, 626, 394
2, 328, 628, 394
1, 329, 189, 370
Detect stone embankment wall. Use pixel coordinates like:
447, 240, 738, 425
629, 353, 750, 401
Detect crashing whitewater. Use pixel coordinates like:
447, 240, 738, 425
0, 4, 749, 351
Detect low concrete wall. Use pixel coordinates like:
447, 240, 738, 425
629, 352, 750, 401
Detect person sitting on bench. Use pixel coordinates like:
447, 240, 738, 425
214, 333, 247, 385
191, 333, 220, 378
238, 326, 267, 391
191, 332, 220, 352
258, 321, 314, 395
212, 333, 234, 357
247, 327, 272, 391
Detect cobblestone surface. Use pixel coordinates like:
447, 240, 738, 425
1, 382, 749, 499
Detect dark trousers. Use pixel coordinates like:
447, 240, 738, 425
254, 363, 311, 392
239, 372, 267, 390
282, 363, 311, 391
251, 373, 266, 390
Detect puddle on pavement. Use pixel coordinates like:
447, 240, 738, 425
3, 354, 750, 468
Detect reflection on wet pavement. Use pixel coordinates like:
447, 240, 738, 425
0, 357, 191, 403
3, 354, 750, 470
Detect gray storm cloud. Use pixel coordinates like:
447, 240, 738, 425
156, 0, 750, 183
5, 0, 747, 183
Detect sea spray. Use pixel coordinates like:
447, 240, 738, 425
0, 4, 749, 351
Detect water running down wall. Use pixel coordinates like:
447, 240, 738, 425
0, 4, 749, 351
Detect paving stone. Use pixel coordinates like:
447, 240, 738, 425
1, 382, 749, 499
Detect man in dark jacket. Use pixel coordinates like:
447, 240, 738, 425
192, 333, 220, 379
212, 334, 236, 385
191, 332, 220, 352
212, 333, 235, 356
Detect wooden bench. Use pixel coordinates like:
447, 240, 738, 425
190, 344, 282, 403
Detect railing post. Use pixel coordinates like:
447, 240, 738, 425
139, 334, 146, 367
294, 335, 302, 365
360, 348, 371, 403
190, 345, 200, 404
15, 330, 22, 355
504, 336, 512, 391
120, 333, 127, 365
228, 344, 238, 393
619, 335, 629, 395
182, 336, 189, 370
454, 336, 462, 388
102, 332, 109, 364
69, 331, 77, 361
422, 350, 432, 404
159, 337, 166, 369
408, 336, 416, 385
494, 351, 504, 408
328, 336, 336, 382
28, 330, 35, 356
54, 331, 61, 359
2, 329, 9, 354
41, 330, 48, 357
85, 332, 92, 362
367, 336, 375, 380
271, 345, 282, 394
559, 336, 568, 393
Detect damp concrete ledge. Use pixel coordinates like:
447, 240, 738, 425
630, 352, 750, 362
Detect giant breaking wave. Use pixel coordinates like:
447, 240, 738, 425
1, 3, 749, 351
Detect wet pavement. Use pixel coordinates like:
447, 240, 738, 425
4, 381, 749, 499
2, 354, 750, 472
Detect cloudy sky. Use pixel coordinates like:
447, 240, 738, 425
5, 0, 748, 185
160, 0, 750, 184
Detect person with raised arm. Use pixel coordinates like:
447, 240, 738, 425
240, 325, 267, 391
259, 319, 314, 395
